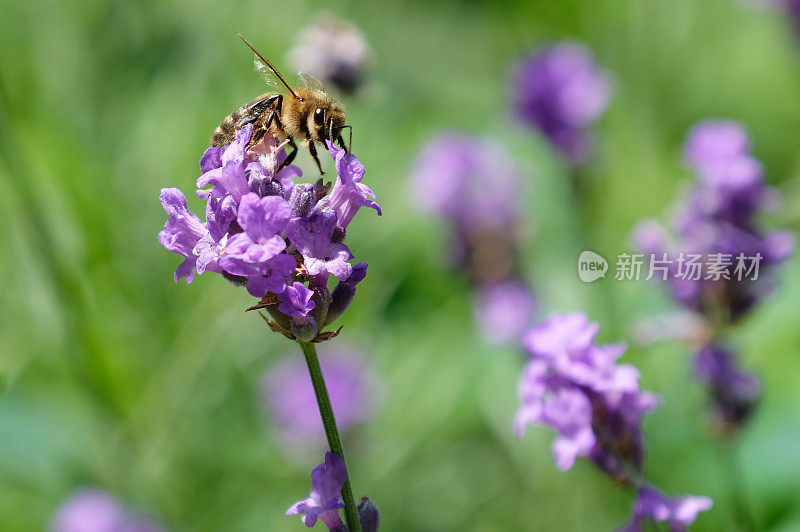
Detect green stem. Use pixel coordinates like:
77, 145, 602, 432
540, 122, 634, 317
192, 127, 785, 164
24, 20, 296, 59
299, 341, 361, 532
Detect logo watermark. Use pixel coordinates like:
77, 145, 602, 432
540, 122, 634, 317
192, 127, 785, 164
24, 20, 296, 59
578, 251, 609, 282
578, 251, 763, 283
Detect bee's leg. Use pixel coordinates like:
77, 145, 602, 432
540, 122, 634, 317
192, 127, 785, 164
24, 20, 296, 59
237, 95, 281, 128
278, 136, 298, 171
251, 127, 267, 144
308, 141, 324, 176
337, 136, 347, 151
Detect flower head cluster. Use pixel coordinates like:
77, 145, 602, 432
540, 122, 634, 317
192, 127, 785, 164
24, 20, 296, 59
512, 42, 611, 165
515, 313, 658, 478
288, 13, 373, 95
287, 452, 380, 532
515, 313, 712, 529
262, 345, 376, 449
635, 120, 794, 321
158, 125, 380, 342
410, 133, 535, 344
694, 344, 761, 434
50, 489, 165, 532
634, 121, 792, 432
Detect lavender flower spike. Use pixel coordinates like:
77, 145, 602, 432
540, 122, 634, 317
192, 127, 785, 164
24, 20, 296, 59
287, 452, 348, 529
512, 42, 611, 164
515, 313, 658, 481
618, 485, 712, 532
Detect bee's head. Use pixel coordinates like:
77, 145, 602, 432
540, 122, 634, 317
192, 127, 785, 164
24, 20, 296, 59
311, 101, 348, 151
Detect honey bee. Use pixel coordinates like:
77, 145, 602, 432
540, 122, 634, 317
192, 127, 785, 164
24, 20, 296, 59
211, 34, 351, 175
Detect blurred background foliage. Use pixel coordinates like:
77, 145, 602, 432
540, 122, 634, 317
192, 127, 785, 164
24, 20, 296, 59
1, 0, 800, 530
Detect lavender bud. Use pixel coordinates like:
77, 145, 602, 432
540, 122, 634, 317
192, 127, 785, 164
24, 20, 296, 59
290, 183, 317, 217
309, 283, 332, 329
265, 304, 292, 332
291, 316, 318, 343
221, 271, 248, 286
358, 497, 380, 532
325, 263, 368, 326
248, 169, 284, 197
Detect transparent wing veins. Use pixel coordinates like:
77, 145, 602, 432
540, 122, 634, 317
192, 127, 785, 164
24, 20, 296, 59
298, 72, 325, 91
254, 57, 283, 92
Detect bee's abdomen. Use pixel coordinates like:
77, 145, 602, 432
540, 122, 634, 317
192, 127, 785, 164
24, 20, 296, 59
210, 94, 272, 148
210, 108, 245, 148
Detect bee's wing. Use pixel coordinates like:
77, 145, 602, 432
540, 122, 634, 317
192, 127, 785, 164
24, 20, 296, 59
254, 57, 284, 92
298, 72, 325, 91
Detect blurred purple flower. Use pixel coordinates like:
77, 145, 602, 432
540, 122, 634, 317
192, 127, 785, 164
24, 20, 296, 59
286, 452, 347, 529
410, 132, 535, 344
633, 119, 794, 320
515, 313, 658, 479
474, 280, 536, 344
618, 485, 712, 532
262, 346, 374, 446
50, 490, 165, 532
287, 13, 374, 95
512, 42, 611, 164
694, 344, 761, 431
410, 133, 521, 232
684, 120, 750, 173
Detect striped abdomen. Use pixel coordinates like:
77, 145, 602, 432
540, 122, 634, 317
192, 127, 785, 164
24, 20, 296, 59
210, 93, 272, 148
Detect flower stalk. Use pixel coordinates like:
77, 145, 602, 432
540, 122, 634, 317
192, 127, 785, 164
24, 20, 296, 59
299, 341, 361, 532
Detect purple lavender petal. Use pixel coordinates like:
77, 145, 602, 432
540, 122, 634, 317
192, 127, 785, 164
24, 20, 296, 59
196, 125, 253, 203
286, 452, 347, 528
242, 254, 297, 297
316, 141, 381, 229
278, 282, 316, 318
158, 188, 207, 283
288, 211, 353, 280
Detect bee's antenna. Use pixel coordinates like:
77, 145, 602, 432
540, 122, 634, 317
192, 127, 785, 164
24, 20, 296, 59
235, 33, 298, 99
